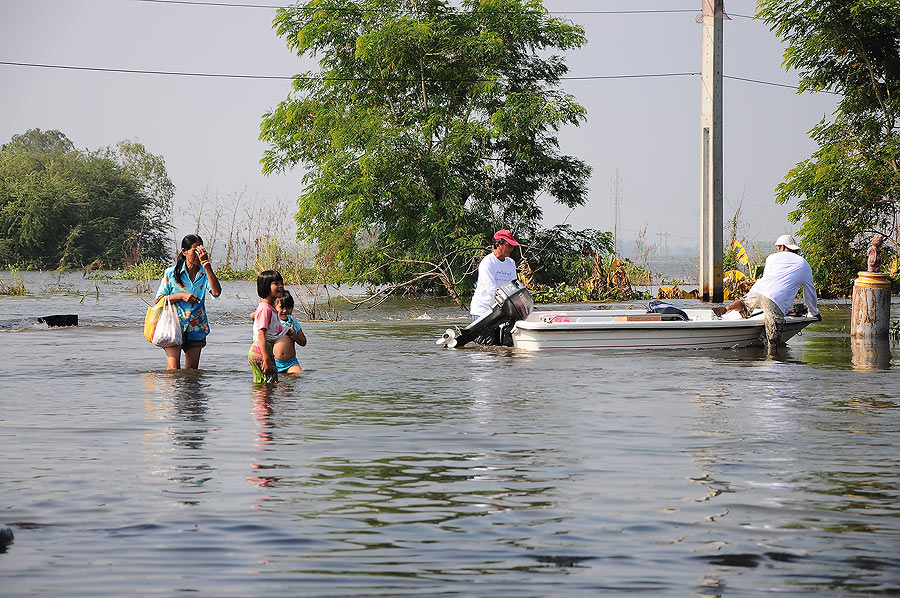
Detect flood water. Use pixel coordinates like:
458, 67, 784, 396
2, 272, 899, 597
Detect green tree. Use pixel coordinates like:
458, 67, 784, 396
4, 128, 75, 155
0, 130, 174, 268
261, 0, 591, 305
523, 224, 613, 286
757, 0, 900, 296
106, 140, 176, 264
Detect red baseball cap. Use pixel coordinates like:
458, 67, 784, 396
493, 229, 519, 246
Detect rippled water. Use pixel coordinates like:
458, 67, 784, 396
2, 272, 899, 596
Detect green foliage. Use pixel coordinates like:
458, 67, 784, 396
108, 140, 176, 264
757, 0, 900, 296
5, 129, 74, 154
529, 282, 647, 304
619, 257, 652, 287
117, 259, 166, 292
118, 260, 166, 280
522, 224, 613, 286
0, 129, 174, 269
0, 267, 26, 296
260, 0, 591, 298
215, 265, 259, 282
722, 247, 739, 275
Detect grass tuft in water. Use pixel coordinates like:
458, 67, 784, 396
0, 267, 26, 295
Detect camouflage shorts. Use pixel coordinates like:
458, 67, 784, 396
741, 292, 785, 348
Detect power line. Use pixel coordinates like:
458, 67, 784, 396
134, 0, 285, 7
130, 1, 691, 14
0, 60, 294, 80
725, 74, 825, 91
569, 72, 698, 81
129, 0, 756, 18
0, 60, 696, 82
0, 60, 831, 93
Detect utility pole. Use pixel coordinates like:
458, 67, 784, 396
611, 170, 621, 255
699, 0, 726, 302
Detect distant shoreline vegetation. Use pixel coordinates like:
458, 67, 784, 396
0, 129, 174, 270
116, 260, 320, 286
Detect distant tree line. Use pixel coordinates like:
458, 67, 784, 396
0, 128, 174, 269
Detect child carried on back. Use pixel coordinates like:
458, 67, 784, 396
273, 290, 307, 374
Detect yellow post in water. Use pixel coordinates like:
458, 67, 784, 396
851, 272, 891, 338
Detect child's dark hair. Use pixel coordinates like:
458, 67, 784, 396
257, 270, 283, 298
174, 234, 203, 286
277, 289, 295, 310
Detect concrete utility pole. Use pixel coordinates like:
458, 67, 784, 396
611, 170, 621, 255
699, 0, 726, 302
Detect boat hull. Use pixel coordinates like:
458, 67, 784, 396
510, 309, 816, 351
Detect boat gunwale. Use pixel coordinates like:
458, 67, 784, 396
514, 314, 816, 332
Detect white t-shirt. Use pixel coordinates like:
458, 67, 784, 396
470, 253, 518, 317
749, 251, 819, 316
253, 302, 288, 343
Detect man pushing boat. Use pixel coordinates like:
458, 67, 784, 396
469, 229, 520, 345
714, 234, 821, 354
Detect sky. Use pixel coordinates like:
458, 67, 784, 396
1, 0, 839, 257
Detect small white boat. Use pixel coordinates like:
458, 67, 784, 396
510, 307, 816, 351
438, 280, 817, 351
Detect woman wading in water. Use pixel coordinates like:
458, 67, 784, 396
154, 234, 222, 369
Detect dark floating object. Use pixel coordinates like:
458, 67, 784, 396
532, 555, 595, 567
38, 314, 78, 327
699, 553, 761, 568
0, 525, 13, 547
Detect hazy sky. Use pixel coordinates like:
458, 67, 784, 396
1, 0, 838, 256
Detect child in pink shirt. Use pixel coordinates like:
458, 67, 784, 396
248, 270, 288, 383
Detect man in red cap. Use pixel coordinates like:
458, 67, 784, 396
470, 229, 520, 344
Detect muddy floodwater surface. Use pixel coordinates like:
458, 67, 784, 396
1, 272, 898, 597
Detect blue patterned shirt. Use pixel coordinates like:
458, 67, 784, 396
155, 265, 212, 340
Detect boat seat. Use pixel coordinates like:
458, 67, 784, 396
646, 300, 689, 321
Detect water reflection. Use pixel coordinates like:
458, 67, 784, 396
141, 371, 214, 505
791, 307, 899, 370
249, 383, 284, 489
850, 337, 892, 370
250, 448, 559, 565
684, 348, 900, 596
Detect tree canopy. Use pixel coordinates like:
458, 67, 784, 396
0, 129, 174, 269
260, 0, 593, 302
757, 0, 900, 295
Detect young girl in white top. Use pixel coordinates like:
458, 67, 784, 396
248, 270, 288, 383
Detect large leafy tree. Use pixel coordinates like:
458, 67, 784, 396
0, 129, 174, 268
5, 128, 75, 154
757, 0, 900, 296
261, 0, 591, 303
106, 140, 176, 264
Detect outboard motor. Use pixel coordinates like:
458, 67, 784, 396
437, 279, 534, 348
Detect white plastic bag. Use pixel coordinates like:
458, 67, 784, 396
152, 298, 183, 347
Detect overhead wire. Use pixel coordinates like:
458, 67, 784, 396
128, 0, 751, 17
127, 0, 757, 19
0, 60, 836, 94
0, 2, 807, 91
